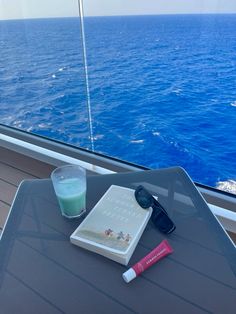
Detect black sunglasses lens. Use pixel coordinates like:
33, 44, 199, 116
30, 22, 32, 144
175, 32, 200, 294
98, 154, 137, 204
135, 186, 153, 208
135, 185, 176, 234
152, 211, 175, 234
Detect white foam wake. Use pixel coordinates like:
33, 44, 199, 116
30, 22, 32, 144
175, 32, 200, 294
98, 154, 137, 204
230, 101, 236, 107
130, 139, 144, 144
216, 180, 236, 194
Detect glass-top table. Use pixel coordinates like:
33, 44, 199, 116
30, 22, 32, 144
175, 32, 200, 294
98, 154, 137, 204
0, 167, 235, 313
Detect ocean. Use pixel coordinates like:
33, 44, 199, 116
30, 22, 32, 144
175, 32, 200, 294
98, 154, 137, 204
0, 14, 236, 190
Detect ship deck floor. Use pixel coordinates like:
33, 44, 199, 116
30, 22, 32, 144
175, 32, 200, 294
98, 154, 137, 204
0, 146, 56, 231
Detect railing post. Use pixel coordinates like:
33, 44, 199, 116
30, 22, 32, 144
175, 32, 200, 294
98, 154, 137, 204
78, 0, 94, 152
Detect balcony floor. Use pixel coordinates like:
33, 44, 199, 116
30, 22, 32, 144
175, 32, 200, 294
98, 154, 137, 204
0, 146, 56, 231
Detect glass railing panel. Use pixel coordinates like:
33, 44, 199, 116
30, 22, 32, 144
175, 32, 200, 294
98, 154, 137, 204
82, 2, 236, 193
0, 1, 92, 150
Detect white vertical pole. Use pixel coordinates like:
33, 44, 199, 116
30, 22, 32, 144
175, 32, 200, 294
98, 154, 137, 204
78, 0, 94, 152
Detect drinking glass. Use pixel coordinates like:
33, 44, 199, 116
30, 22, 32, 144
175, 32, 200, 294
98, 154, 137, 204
51, 165, 86, 218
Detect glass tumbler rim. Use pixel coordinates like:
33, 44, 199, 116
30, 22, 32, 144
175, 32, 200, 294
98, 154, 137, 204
51, 164, 86, 178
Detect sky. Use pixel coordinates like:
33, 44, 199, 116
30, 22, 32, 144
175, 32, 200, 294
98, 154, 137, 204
0, 0, 236, 20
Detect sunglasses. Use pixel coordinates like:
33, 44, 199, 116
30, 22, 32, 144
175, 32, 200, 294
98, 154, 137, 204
135, 185, 176, 234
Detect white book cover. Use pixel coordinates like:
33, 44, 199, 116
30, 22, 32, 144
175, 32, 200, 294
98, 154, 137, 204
70, 185, 152, 265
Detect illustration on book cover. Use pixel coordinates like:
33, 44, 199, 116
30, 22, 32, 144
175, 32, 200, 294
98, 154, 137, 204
73, 185, 151, 252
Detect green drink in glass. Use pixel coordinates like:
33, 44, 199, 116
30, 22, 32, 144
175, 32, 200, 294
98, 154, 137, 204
51, 165, 86, 218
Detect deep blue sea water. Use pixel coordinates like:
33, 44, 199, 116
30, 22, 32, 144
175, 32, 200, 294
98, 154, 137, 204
0, 15, 236, 189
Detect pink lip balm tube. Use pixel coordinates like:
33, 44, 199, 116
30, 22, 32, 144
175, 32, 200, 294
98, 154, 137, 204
122, 239, 173, 283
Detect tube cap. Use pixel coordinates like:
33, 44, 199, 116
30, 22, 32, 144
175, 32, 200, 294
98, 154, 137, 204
122, 268, 136, 283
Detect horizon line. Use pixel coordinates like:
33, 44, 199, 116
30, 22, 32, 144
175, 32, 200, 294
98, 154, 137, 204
1, 12, 236, 21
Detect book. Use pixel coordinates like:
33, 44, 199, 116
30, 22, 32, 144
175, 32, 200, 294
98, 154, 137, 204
70, 185, 152, 265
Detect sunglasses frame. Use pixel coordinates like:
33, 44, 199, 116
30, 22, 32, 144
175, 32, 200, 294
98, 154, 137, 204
135, 185, 176, 234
